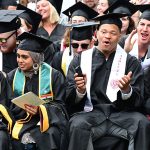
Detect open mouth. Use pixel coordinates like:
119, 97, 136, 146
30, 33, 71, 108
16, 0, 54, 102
141, 32, 149, 40
103, 41, 110, 46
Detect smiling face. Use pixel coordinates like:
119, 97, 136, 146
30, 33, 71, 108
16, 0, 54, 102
97, 24, 121, 57
0, 30, 16, 53
137, 19, 150, 45
36, 0, 50, 20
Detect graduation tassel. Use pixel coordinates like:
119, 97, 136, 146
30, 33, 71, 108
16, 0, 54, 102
69, 27, 72, 56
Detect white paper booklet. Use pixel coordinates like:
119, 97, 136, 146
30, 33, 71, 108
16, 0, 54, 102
12, 92, 45, 110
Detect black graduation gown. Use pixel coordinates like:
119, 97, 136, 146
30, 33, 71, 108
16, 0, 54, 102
143, 67, 150, 114
3, 51, 18, 73
51, 51, 65, 77
7, 67, 68, 150
66, 47, 150, 150
0, 72, 15, 150
36, 24, 66, 64
36, 24, 66, 43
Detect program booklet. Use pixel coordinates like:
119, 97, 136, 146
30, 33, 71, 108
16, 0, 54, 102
12, 92, 45, 110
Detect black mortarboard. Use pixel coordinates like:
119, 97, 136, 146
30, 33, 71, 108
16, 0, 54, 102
108, 0, 117, 6
17, 4, 42, 33
17, 32, 52, 53
137, 4, 150, 21
62, 2, 99, 20
48, 0, 63, 15
104, 0, 138, 16
71, 26, 94, 41
0, 0, 17, 8
66, 21, 98, 55
0, 10, 24, 33
93, 13, 128, 30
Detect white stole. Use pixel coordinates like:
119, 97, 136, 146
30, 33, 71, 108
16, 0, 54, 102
80, 45, 127, 112
129, 34, 150, 70
0, 52, 2, 71
81, 48, 94, 112
106, 45, 127, 102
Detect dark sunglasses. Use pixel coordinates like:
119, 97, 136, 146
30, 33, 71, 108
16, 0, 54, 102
0, 31, 16, 43
71, 43, 89, 49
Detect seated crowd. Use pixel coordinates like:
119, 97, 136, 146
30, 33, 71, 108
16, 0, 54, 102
0, 0, 150, 150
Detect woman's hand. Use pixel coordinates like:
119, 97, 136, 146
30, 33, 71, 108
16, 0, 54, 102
24, 104, 39, 115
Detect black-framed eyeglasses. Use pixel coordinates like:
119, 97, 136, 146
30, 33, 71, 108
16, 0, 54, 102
71, 43, 89, 49
0, 31, 16, 43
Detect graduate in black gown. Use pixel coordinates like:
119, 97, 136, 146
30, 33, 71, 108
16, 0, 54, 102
0, 10, 24, 73
17, 4, 42, 34
51, 23, 95, 78
36, 0, 66, 43
0, 71, 14, 150
7, 32, 68, 150
66, 13, 150, 150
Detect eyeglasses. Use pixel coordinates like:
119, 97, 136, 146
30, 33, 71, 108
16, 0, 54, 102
0, 31, 16, 43
71, 43, 89, 49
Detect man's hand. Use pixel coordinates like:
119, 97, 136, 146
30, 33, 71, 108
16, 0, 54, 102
24, 104, 39, 115
118, 71, 132, 94
74, 73, 87, 94
124, 29, 137, 53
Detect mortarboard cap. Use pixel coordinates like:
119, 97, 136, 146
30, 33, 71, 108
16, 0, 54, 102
63, 2, 99, 20
17, 32, 52, 53
104, 0, 138, 16
66, 21, 98, 55
48, 0, 63, 15
17, 4, 42, 33
93, 13, 128, 30
137, 4, 150, 21
0, 0, 17, 8
107, 0, 117, 6
71, 23, 96, 41
0, 10, 24, 33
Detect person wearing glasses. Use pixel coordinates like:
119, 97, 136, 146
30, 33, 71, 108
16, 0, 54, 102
51, 24, 94, 78
56, 2, 98, 52
66, 13, 150, 150
0, 10, 23, 73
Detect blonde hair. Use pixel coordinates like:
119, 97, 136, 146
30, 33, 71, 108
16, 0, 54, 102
48, 1, 60, 24
39, 0, 60, 26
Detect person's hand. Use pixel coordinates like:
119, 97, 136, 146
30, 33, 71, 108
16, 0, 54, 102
124, 29, 137, 53
24, 104, 39, 115
118, 71, 132, 94
74, 73, 87, 94
136, 0, 148, 4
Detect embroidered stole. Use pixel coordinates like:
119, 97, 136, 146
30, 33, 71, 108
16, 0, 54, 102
61, 47, 73, 76
12, 63, 53, 139
106, 45, 127, 102
80, 45, 127, 112
13, 62, 53, 100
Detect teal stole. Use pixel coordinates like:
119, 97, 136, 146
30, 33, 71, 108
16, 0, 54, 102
13, 62, 53, 101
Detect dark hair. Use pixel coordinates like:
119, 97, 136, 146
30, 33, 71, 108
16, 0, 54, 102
126, 16, 135, 35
